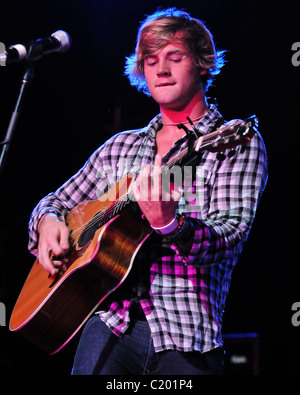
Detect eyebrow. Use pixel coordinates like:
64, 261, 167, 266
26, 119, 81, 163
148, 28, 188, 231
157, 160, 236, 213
145, 50, 186, 59
167, 50, 185, 56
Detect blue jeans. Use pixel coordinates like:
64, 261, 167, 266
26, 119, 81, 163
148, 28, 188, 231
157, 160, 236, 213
71, 316, 224, 375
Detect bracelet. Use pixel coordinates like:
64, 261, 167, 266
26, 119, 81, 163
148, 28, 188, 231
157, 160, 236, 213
152, 214, 189, 239
151, 216, 179, 235
166, 215, 188, 240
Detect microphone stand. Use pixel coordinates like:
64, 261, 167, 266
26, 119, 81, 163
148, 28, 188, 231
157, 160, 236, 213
0, 65, 35, 180
0, 37, 68, 180
0, 39, 47, 180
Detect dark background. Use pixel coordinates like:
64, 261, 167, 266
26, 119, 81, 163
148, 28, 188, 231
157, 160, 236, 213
0, 0, 299, 375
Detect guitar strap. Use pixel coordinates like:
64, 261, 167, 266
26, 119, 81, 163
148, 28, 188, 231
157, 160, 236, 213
176, 115, 226, 184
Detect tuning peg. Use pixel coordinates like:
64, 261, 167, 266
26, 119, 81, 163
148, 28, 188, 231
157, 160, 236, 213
227, 149, 236, 158
216, 152, 226, 161
240, 145, 247, 154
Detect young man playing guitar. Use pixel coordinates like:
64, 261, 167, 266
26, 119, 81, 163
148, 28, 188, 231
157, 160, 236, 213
27, 8, 268, 374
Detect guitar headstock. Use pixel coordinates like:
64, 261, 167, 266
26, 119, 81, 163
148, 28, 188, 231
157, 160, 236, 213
195, 115, 258, 153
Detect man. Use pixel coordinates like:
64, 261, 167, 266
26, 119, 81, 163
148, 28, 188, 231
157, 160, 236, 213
28, 8, 268, 374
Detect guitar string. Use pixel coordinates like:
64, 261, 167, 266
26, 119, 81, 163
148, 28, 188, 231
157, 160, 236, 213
69, 201, 121, 237
70, 193, 132, 238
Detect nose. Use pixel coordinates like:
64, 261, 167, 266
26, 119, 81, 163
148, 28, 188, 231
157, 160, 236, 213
157, 60, 171, 77
157, 70, 171, 77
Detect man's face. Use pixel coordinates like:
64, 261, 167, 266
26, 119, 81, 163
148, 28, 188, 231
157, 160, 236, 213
143, 41, 203, 111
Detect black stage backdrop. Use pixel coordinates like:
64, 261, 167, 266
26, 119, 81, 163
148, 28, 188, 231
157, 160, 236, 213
0, 0, 299, 376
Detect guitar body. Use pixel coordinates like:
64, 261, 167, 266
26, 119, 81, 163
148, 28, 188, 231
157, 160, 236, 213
9, 175, 152, 354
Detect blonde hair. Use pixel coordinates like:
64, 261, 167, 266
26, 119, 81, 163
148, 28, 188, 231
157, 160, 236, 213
125, 8, 225, 95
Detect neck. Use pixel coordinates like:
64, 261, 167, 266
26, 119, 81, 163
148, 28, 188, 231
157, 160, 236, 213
160, 92, 208, 126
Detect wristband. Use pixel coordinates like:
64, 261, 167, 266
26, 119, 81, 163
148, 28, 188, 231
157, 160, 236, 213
151, 216, 179, 235
166, 215, 191, 241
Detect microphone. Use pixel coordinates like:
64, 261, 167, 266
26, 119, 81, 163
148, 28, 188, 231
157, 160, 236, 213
0, 30, 71, 65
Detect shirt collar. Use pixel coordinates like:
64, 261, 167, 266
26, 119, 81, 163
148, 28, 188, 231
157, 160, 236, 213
140, 104, 223, 140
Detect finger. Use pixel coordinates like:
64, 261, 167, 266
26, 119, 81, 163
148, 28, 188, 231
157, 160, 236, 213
139, 164, 152, 202
132, 179, 140, 202
154, 153, 162, 167
38, 243, 57, 275
59, 226, 70, 251
53, 259, 63, 267
49, 236, 65, 257
169, 181, 181, 202
38, 232, 66, 275
46, 225, 70, 257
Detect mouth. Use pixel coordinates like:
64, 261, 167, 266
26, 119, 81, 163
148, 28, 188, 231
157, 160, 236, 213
156, 82, 176, 87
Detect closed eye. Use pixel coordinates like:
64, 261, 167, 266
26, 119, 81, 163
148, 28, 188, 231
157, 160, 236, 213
144, 51, 187, 66
170, 58, 182, 63
168, 52, 185, 63
145, 57, 158, 66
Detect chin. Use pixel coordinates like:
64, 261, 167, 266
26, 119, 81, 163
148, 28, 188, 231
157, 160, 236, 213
159, 100, 186, 111
154, 95, 179, 107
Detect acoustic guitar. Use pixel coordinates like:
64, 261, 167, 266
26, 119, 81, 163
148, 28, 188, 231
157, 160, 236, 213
9, 116, 258, 354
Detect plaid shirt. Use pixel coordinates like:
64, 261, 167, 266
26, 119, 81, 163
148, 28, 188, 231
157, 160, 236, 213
28, 105, 268, 353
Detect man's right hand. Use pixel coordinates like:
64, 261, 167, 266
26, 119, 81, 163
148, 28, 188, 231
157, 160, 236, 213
37, 213, 70, 276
